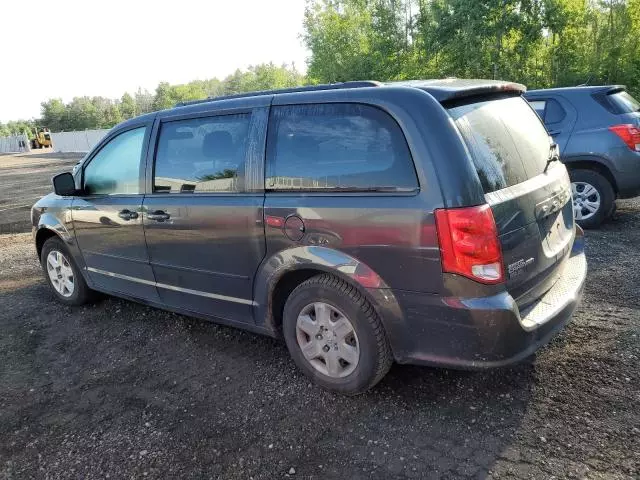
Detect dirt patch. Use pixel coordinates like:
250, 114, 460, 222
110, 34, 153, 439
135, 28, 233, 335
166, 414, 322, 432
0, 153, 80, 233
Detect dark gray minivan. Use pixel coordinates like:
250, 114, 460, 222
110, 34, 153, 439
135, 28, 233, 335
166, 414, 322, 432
32, 80, 587, 394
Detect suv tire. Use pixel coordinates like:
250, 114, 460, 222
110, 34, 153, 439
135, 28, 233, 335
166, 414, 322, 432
569, 169, 615, 229
41, 236, 93, 306
282, 274, 392, 395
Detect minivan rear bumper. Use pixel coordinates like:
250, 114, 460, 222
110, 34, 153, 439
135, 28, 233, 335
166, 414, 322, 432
376, 248, 587, 369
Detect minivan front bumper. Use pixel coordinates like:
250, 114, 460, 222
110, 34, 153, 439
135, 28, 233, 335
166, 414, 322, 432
375, 246, 587, 369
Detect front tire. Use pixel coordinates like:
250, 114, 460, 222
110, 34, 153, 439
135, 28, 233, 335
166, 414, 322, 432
570, 169, 615, 229
282, 274, 392, 395
41, 236, 93, 306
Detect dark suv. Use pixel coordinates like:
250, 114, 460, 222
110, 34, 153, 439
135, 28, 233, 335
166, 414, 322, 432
32, 80, 587, 394
525, 86, 640, 227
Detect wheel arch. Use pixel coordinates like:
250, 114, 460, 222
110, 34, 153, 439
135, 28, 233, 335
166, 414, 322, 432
35, 227, 59, 260
33, 212, 89, 283
563, 157, 618, 193
253, 246, 402, 337
268, 267, 330, 334
33, 210, 74, 255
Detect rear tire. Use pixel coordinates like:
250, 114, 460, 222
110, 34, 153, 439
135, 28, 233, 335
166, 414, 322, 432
41, 236, 93, 306
569, 169, 614, 229
282, 274, 392, 395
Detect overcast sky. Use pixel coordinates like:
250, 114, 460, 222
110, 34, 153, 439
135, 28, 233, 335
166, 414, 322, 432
0, 0, 308, 122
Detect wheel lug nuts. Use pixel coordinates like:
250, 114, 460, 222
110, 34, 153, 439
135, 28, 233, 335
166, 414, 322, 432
322, 345, 330, 352
315, 334, 322, 340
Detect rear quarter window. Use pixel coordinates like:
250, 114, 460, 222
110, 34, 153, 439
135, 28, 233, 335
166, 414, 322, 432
266, 103, 418, 191
448, 96, 551, 193
529, 100, 546, 118
527, 98, 566, 125
544, 99, 566, 124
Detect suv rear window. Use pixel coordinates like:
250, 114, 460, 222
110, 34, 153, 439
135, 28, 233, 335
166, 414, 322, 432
266, 103, 418, 192
448, 96, 551, 193
606, 90, 640, 114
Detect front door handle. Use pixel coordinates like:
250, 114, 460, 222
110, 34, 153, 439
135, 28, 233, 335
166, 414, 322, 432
548, 130, 561, 136
147, 210, 171, 222
118, 209, 139, 221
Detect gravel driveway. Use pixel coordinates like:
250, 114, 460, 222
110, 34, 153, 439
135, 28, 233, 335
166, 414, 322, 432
0, 153, 80, 234
0, 154, 638, 479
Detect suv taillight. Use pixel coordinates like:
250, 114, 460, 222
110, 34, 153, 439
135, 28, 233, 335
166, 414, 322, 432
434, 204, 504, 284
609, 124, 640, 151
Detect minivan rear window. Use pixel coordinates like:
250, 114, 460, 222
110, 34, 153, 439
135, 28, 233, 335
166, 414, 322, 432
447, 96, 551, 193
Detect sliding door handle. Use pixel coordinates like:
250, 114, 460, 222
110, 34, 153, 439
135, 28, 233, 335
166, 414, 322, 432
147, 210, 171, 222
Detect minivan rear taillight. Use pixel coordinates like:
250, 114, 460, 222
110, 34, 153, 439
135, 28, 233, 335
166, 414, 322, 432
434, 204, 504, 284
609, 124, 640, 151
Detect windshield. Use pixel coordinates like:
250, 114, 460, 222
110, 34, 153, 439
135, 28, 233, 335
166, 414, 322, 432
448, 96, 552, 194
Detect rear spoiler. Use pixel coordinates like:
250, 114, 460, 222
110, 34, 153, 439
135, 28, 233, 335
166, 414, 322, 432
591, 85, 629, 113
427, 82, 526, 104
600, 85, 626, 95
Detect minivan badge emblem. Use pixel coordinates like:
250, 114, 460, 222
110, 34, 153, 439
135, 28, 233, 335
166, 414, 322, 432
507, 257, 535, 278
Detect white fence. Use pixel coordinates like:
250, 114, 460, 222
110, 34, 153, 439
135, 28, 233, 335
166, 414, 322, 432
0, 134, 29, 154
0, 129, 109, 154
50, 129, 110, 153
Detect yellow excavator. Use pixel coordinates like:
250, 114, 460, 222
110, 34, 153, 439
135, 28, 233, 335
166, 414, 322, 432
31, 127, 52, 149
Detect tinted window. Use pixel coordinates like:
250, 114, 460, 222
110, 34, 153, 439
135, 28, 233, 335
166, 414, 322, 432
544, 99, 566, 124
83, 127, 146, 195
154, 114, 250, 193
607, 90, 640, 114
266, 103, 417, 191
448, 96, 551, 193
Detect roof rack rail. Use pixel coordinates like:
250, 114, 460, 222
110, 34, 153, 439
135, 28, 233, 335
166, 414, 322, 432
175, 81, 381, 107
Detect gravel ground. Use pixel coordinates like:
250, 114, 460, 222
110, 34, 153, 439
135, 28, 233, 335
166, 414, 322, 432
0, 153, 80, 234
0, 155, 638, 479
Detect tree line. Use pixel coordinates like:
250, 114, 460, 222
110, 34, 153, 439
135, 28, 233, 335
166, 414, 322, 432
0, 63, 304, 137
3, 0, 640, 137
303, 0, 640, 93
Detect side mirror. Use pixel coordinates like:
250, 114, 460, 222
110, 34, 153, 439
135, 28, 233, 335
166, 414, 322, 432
52, 172, 77, 196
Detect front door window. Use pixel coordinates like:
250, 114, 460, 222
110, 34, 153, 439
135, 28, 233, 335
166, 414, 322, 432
83, 127, 146, 195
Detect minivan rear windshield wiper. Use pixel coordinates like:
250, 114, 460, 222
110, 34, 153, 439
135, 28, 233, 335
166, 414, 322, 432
544, 142, 560, 172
